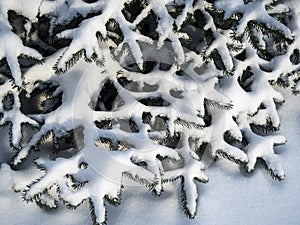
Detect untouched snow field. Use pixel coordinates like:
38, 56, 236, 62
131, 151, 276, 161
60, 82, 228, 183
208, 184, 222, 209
0, 88, 299, 225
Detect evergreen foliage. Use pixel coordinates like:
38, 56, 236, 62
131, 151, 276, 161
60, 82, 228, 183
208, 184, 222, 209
0, 0, 300, 224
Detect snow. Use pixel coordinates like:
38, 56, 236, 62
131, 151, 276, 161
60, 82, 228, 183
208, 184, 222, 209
0, 89, 300, 224
52, 0, 191, 71
0, 0, 43, 86
1, 0, 300, 224
215, 0, 292, 38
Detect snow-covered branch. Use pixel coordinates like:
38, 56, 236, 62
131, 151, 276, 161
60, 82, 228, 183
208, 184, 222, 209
1, 1, 300, 224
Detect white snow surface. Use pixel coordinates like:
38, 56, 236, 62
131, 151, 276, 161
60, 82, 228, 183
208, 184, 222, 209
0, 88, 299, 225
